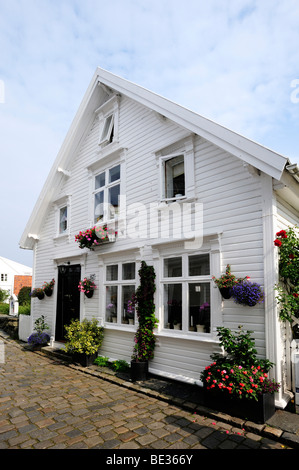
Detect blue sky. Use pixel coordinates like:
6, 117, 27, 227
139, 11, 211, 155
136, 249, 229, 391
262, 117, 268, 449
0, 0, 299, 267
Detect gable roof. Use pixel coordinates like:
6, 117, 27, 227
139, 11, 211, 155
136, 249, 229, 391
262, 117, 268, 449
0, 256, 32, 275
20, 67, 297, 250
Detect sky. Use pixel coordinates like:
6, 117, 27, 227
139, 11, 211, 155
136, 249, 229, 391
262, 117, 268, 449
0, 0, 299, 268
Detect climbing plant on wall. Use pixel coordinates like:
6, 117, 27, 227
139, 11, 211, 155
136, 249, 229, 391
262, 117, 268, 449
274, 226, 299, 336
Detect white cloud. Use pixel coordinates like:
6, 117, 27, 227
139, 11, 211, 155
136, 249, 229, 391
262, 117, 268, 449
0, 0, 298, 265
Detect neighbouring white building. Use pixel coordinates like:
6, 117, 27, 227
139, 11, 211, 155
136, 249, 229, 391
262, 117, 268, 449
0, 256, 32, 300
20, 68, 299, 409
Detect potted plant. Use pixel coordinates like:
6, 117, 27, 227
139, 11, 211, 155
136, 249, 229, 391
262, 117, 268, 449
75, 224, 117, 250
42, 279, 55, 297
212, 265, 246, 299
231, 280, 264, 306
63, 318, 104, 367
30, 288, 45, 300
131, 262, 158, 382
78, 277, 97, 298
200, 326, 279, 423
27, 315, 50, 350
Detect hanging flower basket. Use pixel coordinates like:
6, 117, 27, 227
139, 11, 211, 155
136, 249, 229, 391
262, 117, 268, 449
42, 279, 55, 297
212, 265, 247, 299
78, 277, 97, 297
219, 287, 232, 299
30, 288, 45, 300
75, 224, 117, 250
231, 280, 264, 307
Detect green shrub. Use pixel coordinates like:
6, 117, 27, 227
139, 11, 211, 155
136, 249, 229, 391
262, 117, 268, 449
0, 288, 9, 303
18, 286, 31, 305
18, 304, 31, 315
0, 303, 9, 314
94, 356, 110, 367
64, 318, 104, 355
110, 359, 130, 372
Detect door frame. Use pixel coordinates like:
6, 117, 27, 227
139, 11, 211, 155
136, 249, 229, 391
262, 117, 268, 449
52, 256, 85, 342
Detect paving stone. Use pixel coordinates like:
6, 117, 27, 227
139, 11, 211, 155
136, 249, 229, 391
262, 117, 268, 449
0, 337, 297, 450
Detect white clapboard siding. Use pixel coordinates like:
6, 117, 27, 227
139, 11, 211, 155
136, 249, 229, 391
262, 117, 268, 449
31, 92, 275, 382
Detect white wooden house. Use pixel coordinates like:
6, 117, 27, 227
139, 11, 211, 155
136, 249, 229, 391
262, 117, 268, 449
0, 256, 32, 299
20, 68, 299, 409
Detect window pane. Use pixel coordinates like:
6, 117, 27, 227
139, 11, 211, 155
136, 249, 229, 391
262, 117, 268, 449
164, 284, 182, 329
189, 283, 210, 333
164, 257, 182, 277
59, 206, 67, 233
106, 286, 118, 322
106, 265, 118, 281
122, 285, 135, 324
94, 190, 104, 222
165, 155, 185, 198
188, 254, 210, 276
108, 184, 120, 218
101, 114, 114, 142
95, 172, 105, 190
122, 263, 135, 280
109, 164, 120, 183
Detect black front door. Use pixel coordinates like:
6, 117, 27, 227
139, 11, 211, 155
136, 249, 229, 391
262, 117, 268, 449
55, 264, 81, 341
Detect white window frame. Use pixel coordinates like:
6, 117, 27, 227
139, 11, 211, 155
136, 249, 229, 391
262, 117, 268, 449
59, 205, 68, 235
104, 261, 137, 327
96, 94, 120, 149
161, 252, 212, 335
93, 162, 121, 225
160, 152, 186, 202
156, 136, 195, 203
53, 195, 71, 240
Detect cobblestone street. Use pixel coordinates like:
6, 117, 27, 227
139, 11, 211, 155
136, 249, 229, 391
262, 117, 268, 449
0, 338, 291, 451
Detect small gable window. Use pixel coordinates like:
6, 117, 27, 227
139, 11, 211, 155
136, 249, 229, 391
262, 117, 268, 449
59, 206, 68, 234
163, 154, 185, 199
96, 94, 120, 149
99, 113, 114, 146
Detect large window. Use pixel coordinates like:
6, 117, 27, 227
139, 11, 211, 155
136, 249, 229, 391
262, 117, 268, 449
94, 164, 121, 223
162, 253, 210, 333
105, 262, 136, 325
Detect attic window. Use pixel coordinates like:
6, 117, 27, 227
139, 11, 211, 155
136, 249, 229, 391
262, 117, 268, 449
100, 114, 114, 145
96, 95, 120, 148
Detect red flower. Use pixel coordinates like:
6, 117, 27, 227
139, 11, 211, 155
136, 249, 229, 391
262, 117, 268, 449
293, 293, 299, 298
289, 254, 295, 259
276, 230, 287, 238
274, 239, 282, 247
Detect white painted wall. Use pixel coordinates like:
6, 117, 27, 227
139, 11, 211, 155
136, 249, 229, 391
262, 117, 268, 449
30, 93, 278, 384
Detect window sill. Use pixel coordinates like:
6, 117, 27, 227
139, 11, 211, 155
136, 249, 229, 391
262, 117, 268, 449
157, 329, 216, 343
158, 195, 197, 206
104, 323, 136, 331
53, 232, 70, 243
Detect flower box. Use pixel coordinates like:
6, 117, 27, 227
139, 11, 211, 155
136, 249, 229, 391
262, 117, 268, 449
203, 386, 275, 424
